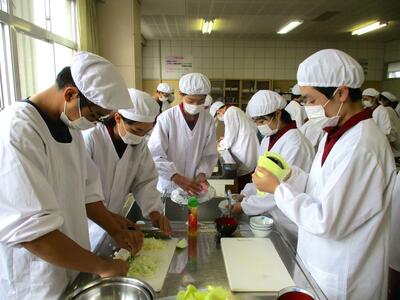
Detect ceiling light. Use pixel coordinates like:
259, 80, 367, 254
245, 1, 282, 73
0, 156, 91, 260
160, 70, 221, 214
351, 21, 388, 35
201, 19, 214, 34
277, 21, 303, 34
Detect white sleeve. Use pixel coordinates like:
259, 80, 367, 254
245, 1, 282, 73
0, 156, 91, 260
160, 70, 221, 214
130, 146, 163, 218
390, 172, 400, 271
148, 116, 178, 180
275, 150, 394, 240
196, 120, 218, 177
220, 109, 238, 150
0, 129, 63, 246
374, 109, 391, 136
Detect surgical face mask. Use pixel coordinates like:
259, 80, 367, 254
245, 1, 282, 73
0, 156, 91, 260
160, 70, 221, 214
159, 95, 169, 102
217, 114, 224, 122
257, 117, 278, 137
362, 100, 373, 108
184, 102, 204, 115
60, 98, 95, 130
304, 89, 343, 127
168, 94, 175, 102
117, 120, 144, 145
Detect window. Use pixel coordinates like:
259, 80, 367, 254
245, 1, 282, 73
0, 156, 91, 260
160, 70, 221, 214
387, 61, 400, 79
0, 0, 77, 108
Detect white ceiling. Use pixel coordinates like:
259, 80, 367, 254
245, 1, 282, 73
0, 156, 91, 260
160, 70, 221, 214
141, 0, 400, 41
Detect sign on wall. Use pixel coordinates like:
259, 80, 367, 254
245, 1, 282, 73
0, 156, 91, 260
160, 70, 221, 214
164, 55, 193, 76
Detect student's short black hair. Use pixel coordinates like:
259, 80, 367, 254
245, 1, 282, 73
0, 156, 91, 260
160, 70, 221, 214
255, 109, 292, 123
314, 86, 362, 102
55, 66, 90, 107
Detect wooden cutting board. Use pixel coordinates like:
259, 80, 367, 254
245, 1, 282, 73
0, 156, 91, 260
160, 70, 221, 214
130, 238, 178, 292
221, 238, 294, 292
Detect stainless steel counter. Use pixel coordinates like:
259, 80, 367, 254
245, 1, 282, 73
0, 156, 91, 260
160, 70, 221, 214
63, 221, 327, 300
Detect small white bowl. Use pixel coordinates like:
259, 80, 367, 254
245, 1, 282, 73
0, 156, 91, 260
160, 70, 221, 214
250, 216, 274, 227
250, 226, 271, 238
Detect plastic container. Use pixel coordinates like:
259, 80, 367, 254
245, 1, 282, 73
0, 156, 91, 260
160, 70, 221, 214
188, 196, 198, 237
277, 287, 315, 300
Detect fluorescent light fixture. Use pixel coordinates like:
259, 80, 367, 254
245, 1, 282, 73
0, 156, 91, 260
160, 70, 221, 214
201, 19, 214, 34
277, 20, 303, 34
351, 21, 387, 35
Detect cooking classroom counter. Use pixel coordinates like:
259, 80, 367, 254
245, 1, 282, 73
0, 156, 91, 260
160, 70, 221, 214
63, 221, 327, 299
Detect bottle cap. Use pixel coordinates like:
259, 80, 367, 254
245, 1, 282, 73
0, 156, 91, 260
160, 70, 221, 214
188, 196, 198, 207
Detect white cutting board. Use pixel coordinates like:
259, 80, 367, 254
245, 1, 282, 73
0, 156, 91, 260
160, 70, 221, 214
221, 238, 294, 292
131, 238, 177, 292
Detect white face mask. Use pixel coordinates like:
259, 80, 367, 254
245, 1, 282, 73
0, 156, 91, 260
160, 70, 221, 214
184, 102, 204, 115
117, 120, 144, 145
60, 97, 95, 130
257, 117, 279, 137
217, 114, 224, 122
159, 95, 169, 102
362, 100, 373, 108
304, 89, 342, 127
168, 94, 175, 102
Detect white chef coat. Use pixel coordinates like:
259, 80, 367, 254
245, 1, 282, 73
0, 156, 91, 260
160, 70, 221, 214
220, 106, 258, 176
274, 118, 396, 300
0, 102, 103, 300
83, 123, 163, 249
390, 172, 400, 272
371, 105, 391, 136
385, 106, 400, 157
240, 127, 315, 245
148, 105, 218, 193
299, 119, 326, 151
285, 101, 306, 128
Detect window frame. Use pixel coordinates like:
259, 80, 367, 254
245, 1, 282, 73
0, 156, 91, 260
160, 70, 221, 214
385, 61, 400, 80
0, 0, 77, 102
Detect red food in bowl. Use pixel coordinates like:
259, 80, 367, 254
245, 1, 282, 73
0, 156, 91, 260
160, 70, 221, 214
215, 217, 238, 237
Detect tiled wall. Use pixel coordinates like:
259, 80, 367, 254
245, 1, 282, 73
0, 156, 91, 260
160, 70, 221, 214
142, 39, 385, 81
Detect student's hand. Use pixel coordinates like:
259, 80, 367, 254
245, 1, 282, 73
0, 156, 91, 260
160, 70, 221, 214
195, 173, 207, 184
172, 174, 202, 195
111, 212, 137, 230
98, 259, 129, 278
231, 202, 243, 215
149, 211, 172, 235
111, 229, 143, 255
252, 167, 280, 194
231, 194, 244, 202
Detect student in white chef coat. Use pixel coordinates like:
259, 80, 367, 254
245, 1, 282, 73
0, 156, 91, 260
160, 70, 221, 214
252, 49, 396, 300
83, 88, 171, 250
148, 73, 218, 195
0, 52, 143, 300
362, 88, 392, 134
209, 101, 258, 192
231, 90, 314, 246
285, 84, 306, 128
379, 91, 400, 158
389, 171, 400, 300
154, 82, 174, 113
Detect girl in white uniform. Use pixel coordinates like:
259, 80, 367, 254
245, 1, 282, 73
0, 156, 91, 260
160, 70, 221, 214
83, 89, 171, 250
253, 49, 396, 300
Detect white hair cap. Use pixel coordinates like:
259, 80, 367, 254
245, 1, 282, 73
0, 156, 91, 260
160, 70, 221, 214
204, 95, 213, 107
362, 88, 380, 98
381, 91, 398, 102
179, 73, 211, 95
71, 51, 131, 110
118, 89, 159, 123
297, 49, 364, 89
157, 82, 173, 94
209, 101, 225, 117
292, 84, 301, 96
246, 90, 287, 118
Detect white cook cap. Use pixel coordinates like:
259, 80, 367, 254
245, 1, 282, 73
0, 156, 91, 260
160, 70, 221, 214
292, 84, 301, 96
157, 82, 173, 94
118, 89, 159, 123
381, 91, 398, 102
71, 51, 131, 110
247, 90, 287, 118
297, 49, 364, 89
209, 101, 225, 117
362, 88, 380, 98
204, 95, 213, 107
179, 73, 211, 95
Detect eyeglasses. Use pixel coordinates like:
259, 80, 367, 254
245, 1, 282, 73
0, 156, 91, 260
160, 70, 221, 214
86, 104, 112, 122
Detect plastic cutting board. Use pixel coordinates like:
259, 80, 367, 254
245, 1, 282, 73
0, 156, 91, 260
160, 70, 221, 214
221, 238, 294, 292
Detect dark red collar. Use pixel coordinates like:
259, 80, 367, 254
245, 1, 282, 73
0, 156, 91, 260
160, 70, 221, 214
179, 102, 199, 130
321, 109, 372, 166
268, 122, 297, 151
